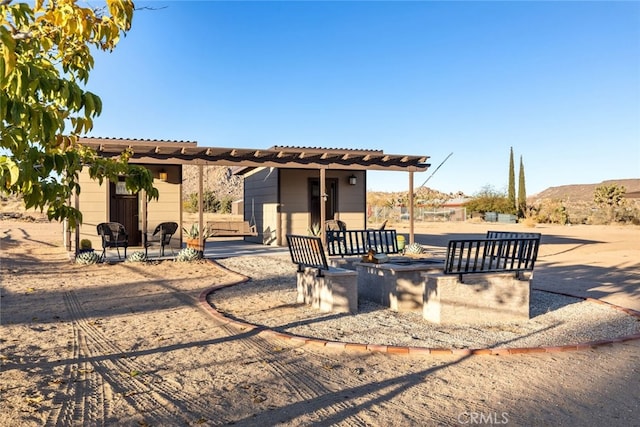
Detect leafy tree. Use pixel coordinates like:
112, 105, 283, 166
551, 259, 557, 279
465, 185, 514, 215
517, 155, 527, 217
507, 147, 516, 210
594, 183, 626, 223
1, 0, 158, 229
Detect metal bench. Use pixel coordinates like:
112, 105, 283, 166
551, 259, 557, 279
286, 234, 329, 276
444, 236, 541, 281
326, 229, 399, 257
287, 234, 358, 312
486, 230, 541, 239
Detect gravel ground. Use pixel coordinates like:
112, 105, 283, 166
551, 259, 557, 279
211, 255, 640, 349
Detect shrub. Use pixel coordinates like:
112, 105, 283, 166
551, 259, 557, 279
126, 251, 148, 263
80, 239, 92, 250
76, 251, 101, 265
404, 242, 425, 254
176, 247, 202, 262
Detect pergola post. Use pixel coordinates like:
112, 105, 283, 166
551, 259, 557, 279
320, 167, 326, 246
198, 164, 204, 249
409, 171, 415, 244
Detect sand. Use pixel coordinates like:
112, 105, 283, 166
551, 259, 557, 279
1, 219, 639, 426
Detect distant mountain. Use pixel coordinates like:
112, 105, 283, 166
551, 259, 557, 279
528, 179, 640, 202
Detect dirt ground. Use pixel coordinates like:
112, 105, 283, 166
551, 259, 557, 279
1, 219, 639, 426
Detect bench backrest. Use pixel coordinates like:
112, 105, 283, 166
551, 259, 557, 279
207, 220, 258, 237
286, 234, 329, 275
487, 230, 542, 240
326, 229, 399, 257
444, 237, 540, 277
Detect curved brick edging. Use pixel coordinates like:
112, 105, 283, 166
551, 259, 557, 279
198, 260, 640, 356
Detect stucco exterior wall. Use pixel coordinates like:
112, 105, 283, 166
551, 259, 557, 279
146, 165, 182, 249
279, 169, 366, 237
243, 168, 279, 244
75, 165, 182, 253
77, 172, 108, 251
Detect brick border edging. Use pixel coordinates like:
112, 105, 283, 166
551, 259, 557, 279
198, 260, 640, 356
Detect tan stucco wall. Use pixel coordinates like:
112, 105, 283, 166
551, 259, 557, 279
243, 168, 279, 244
77, 172, 108, 251
279, 169, 366, 238
75, 165, 182, 253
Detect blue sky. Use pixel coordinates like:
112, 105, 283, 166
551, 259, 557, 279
87, 0, 640, 195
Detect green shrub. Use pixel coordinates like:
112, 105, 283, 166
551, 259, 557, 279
175, 247, 202, 262
126, 251, 148, 263
76, 251, 101, 265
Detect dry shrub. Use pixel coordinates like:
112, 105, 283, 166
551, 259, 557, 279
520, 217, 537, 228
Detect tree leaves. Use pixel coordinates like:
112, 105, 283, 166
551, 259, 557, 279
1, 0, 157, 228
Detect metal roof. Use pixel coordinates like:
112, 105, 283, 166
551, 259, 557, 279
79, 137, 430, 172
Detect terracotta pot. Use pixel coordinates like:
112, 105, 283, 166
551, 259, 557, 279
186, 238, 205, 251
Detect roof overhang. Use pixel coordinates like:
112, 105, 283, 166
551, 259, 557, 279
79, 138, 430, 173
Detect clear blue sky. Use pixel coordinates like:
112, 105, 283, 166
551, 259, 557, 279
87, 0, 640, 196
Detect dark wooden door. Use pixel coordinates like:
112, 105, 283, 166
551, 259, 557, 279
109, 182, 140, 246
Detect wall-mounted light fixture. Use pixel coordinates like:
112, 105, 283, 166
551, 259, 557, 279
158, 169, 168, 182
348, 174, 357, 186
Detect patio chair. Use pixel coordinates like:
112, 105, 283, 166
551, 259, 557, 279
325, 219, 347, 246
97, 222, 129, 260
144, 221, 179, 257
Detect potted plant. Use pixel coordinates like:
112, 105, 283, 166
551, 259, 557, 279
183, 223, 214, 252
79, 239, 94, 254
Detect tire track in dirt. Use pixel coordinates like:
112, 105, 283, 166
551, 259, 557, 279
217, 320, 373, 426
49, 291, 227, 425
210, 257, 435, 425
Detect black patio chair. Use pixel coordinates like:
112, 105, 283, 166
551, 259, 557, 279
144, 221, 179, 257
97, 222, 129, 260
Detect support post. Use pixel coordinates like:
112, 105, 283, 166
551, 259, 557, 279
320, 168, 326, 247
198, 164, 204, 249
409, 171, 415, 244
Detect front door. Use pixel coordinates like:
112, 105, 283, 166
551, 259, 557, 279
109, 181, 140, 246
309, 178, 338, 228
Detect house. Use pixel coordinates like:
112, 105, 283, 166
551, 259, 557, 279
72, 138, 430, 252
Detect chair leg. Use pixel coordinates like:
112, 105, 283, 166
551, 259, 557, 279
116, 247, 121, 259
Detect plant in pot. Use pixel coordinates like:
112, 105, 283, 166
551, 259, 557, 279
79, 239, 94, 254
183, 223, 214, 253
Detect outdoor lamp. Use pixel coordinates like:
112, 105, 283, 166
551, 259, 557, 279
158, 170, 168, 181
348, 174, 357, 185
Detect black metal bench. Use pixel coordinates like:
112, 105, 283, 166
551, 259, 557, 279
286, 234, 329, 276
444, 236, 541, 281
326, 229, 399, 257
487, 230, 541, 239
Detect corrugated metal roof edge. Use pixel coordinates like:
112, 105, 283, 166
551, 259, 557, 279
81, 136, 198, 145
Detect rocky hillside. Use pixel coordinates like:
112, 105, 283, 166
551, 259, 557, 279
181, 165, 243, 201
528, 179, 640, 202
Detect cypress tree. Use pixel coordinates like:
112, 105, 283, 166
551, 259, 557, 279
518, 155, 527, 217
508, 147, 516, 213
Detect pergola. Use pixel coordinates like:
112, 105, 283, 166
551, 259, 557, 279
79, 137, 431, 246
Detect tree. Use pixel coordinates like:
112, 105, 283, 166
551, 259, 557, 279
517, 155, 527, 217
594, 184, 626, 223
464, 185, 514, 215
1, 0, 158, 229
507, 147, 515, 211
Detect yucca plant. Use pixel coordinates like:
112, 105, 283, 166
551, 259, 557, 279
175, 247, 202, 262
76, 251, 101, 265
307, 223, 322, 236
126, 251, 148, 263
